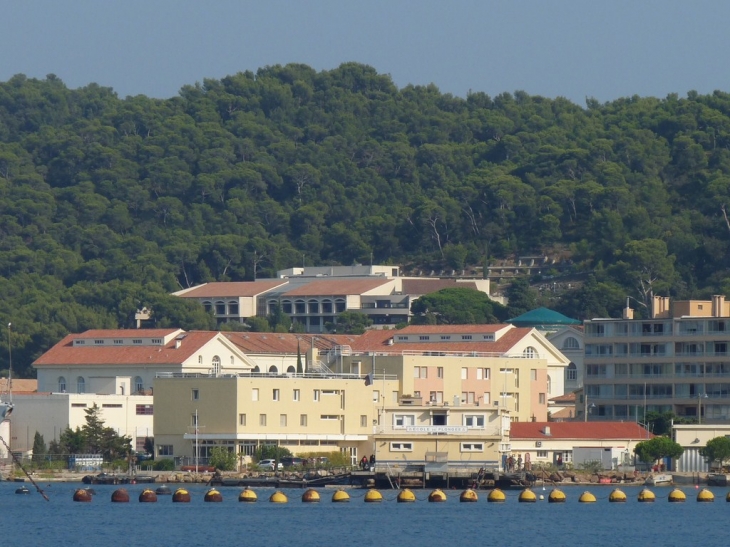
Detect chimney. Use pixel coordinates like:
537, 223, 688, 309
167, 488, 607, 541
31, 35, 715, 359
712, 295, 725, 318
542, 426, 551, 436
175, 339, 182, 349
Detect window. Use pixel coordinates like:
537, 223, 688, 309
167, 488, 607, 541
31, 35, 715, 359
440, 335, 451, 340
191, 413, 198, 427
539, 393, 546, 404
531, 369, 537, 381
198, 355, 203, 364
397, 336, 408, 341
429, 391, 443, 403
136, 405, 153, 415
134, 376, 144, 393
461, 443, 483, 452
420, 367, 427, 378
394, 414, 415, 427
563, 337, 580, 350
313, 389, 320, 401
192, 389, 200, 400
212, 355, 221, 376
523, 346, 538, 358
419, 335, 430, 341
536, 450, 548, 458
566, 363, 577, 381
372, 390, 380, 403
462, 335, 472, 340
293, 389, 300, 401
461, 368, 468, 380
273, 389, 280, 401
484, 368, 490, 380
158, 445, 173, 456
58, 377, 66, 392
360, 415, 368, 427
437, 367, 444, 378
77, 376, 85, 393
320, 415, 339, 420
71, 403, 87, 408
300, 414, 308, 427
252, 388, 259, 401
132, 339, 142, 345
259, 414, 267, 426
483, 392, 490, 405
239, 414, 246, 426
390, 442, 413, 452
280, 414, 287, 427
94, 339, 104, 345
114, 339, 123, 345
464, 415, 484, 428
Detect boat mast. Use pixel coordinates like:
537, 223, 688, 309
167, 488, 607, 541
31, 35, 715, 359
6, 322, 11, 403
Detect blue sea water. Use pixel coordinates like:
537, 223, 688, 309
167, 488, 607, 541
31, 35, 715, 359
3, 482, 728, 547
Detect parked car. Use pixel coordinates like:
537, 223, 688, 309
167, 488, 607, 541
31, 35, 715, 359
257, 459, 283, 470
281, 457, 304, 468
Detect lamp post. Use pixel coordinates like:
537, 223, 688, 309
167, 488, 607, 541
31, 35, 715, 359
698, 392, 708, 424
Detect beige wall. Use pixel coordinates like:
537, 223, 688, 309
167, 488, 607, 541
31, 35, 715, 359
153, 375, 399, 464
346, 354, 551, 422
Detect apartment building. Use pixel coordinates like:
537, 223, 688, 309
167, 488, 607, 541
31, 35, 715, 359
153, 373, 399, 466
582, 295, 730, 421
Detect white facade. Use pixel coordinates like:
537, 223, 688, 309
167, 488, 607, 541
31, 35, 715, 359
547, 327, 584, 392
9, 393, 154, 453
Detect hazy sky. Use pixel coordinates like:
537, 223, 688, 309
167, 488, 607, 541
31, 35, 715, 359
3, 0, 729, 106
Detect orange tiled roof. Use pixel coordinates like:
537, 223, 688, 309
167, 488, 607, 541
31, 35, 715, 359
398, 324, 508, 334
224, 332, 360, 354
349, 326, 533, 354
0, 378, 37, 392
33, 331, 218, 367
549, 392, 576, 403
510, 421, 653, 440
282, 279, 391, 297
177, 281, 288, 298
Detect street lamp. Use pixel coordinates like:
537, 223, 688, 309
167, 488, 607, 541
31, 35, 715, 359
698, 393, 708, 424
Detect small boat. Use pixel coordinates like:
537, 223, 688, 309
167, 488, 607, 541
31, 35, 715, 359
15, 486, 30, 495
645, 473, 672, 486
156, 485, 172, 495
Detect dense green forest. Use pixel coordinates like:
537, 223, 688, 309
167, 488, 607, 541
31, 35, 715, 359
2, 63, 730, 376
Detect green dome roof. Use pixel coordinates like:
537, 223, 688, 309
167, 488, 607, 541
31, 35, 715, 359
507, 307, 581, 327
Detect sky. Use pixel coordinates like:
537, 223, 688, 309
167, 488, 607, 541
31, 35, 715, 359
2, 0, 729, 106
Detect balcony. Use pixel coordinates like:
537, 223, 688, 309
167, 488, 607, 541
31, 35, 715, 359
373, 425, 501, 436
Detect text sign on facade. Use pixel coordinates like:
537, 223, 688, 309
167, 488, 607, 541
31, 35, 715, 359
406, 426, 468, 434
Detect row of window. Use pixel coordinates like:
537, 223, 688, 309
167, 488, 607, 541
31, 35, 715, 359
586, 320, 729, 337
58, 376, 145, 394
69, 403, 152, 415
236, 413, 369, 427
390, 442, 485, 453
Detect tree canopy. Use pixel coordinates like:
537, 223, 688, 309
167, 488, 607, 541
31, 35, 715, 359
411, 287, 508, 324
2, 67, 730, 372
634, 436, 684, 463
700, 436, 730, 470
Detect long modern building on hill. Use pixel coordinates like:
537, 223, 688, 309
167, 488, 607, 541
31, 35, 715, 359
582, 295, 730, 422
173, 265, 491, 332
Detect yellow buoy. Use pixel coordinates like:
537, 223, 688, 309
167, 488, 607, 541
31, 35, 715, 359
548, 489, 566, 503
578, 491, 597, 503
428, 488, 447, 502
139, 489, 158, 503
239, 488, 258, 503
73, 489, 92, 502
726, 491, 730, 503
460, 489, 478, 503
172, 488, 191, 503
332, 489, 350, 503
608, 488, 627, 503
397, 488, 416, 503
488, 488, 506, 503
204, 488, 223, 502
668, 488, 686, 503
697, 488, 714, 503
518, 488, 537, 503
364, 489, 383, 503
638, 488, 656, 503
111, 488, 130, 503
269, 491, 288, 504
302, 488, 321, 503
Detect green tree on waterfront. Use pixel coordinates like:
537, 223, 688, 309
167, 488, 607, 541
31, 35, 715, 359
700, 436, 730, 470
634, 436, 684, 465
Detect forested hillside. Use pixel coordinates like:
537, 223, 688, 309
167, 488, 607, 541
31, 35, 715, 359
2, 63, 730, 375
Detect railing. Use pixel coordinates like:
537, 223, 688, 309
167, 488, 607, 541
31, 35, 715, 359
373, 425, 501, 436
155, 371, 397, 380
351, 349, 538, 359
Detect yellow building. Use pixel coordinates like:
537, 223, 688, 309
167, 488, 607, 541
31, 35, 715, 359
153, 372, 399, 467
373, 397, 508, 473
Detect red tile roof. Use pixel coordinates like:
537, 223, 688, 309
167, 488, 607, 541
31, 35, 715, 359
72, 329, 181, 339
176, 281, 288, 298
510, 422, 653, 440
398, 324, 508, 334
549, 392, 576, 403
401, 279, 478, 295
224, 333, 360, 354
0, 379, 37, 392
349, 326, 533, 355
33, 331, 218, 367
282, 279, 392, 297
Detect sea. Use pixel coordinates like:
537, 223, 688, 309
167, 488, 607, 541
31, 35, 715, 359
3, 482, 727, 547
